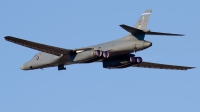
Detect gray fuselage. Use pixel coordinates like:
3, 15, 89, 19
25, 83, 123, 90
20, 34, 152, 70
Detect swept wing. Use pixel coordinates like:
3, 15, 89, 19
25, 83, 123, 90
133, 62, 194, 70
4, 36, 93, 56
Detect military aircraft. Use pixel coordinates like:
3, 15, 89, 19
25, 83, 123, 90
4, 9, 195, 71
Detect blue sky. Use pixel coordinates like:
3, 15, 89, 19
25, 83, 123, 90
0, 0, 200, 112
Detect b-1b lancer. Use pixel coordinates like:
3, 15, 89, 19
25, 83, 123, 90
5, 9, 194, 71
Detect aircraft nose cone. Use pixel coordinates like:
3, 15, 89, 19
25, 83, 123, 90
143, 41, 152, 48
20, 65, 24, 70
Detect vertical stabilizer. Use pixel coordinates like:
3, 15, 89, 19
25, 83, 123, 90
134, 9, 152, 30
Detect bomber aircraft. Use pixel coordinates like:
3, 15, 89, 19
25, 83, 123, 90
4, 9, 195, 71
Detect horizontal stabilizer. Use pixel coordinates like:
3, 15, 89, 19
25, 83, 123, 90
120, 24, 144, 34
145, 31, 184, 36
120, 24, 184, 36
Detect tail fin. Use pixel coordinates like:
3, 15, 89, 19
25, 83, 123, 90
120, 9, 184, 40
134, 9, 152, 30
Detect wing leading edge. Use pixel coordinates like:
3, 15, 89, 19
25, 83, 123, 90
4, 36, 72, 56
133, 62, 195, 70
4, 36, 95, 56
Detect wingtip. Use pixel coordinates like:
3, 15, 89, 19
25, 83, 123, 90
4, 36, 10, 40
4, 36, 12, 39
4, 36, 16, 41
119, 24, 125, 27
186, 67, 196, 70
178, 34, 185, 36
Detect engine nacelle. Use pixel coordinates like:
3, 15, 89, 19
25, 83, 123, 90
72, 50, 102, 62
130, 56, 142, 64
103, 51, 109, 58
93, 50, 102, 57
103, 55, 142, 69
130, 56, 136, 62
135, 57, 142, 64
